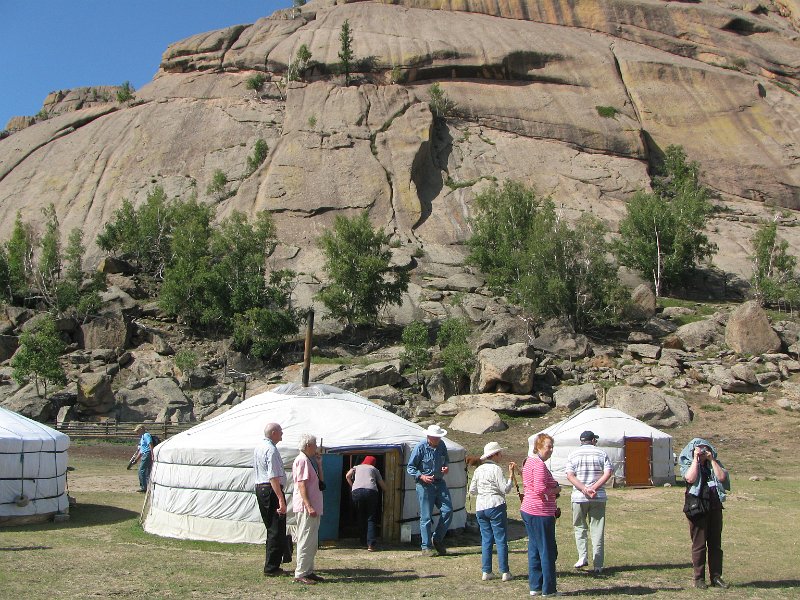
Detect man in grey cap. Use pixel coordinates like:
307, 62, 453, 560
565, 430, 613, 574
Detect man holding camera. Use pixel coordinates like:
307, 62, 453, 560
565, 430, 613, 574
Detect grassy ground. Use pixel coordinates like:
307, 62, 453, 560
2, 394, 800, 599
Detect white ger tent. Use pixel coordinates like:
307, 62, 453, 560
529, 407, 675, 487
143, 383, 467, 544
1, 406, 70, 524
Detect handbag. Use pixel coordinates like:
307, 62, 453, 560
683, 492, 709, 519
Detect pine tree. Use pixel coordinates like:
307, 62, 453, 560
338, 20, 354, 86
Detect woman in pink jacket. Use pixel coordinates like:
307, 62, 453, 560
521, 434, 561, 596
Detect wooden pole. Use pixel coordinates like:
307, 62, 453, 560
302, 309, 315, 387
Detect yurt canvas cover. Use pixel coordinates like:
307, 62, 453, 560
0, 406, 70, 524
143, 383, 467, 544
529, 407, 675, 486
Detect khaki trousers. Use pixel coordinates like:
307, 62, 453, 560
294, 510, 321, 578
572, 501, 606, 569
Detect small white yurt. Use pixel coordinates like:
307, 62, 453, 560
143, 383, 467, 544
529, 407, 675, 487
0, 406, 70, 525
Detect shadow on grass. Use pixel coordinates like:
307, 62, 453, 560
318, 567, 443, 583
0, 545, 53, 551
0, 503, 138, 532
567, 585, 683, 595
740, 580, 800, 589
590, 562, 693, 574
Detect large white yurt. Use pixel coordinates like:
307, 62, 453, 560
143, 383, 467, 544
0, 406, 70, 525
529, 407, 675, 487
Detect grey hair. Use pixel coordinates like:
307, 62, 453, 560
264, 422, 281, 437
298, 433, 317, 451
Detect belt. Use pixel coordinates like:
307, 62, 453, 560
256, 482, 284, 490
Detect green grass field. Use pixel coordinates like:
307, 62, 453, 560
2, 405, 800, 599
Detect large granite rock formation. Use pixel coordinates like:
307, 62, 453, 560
1, 0, 799, 305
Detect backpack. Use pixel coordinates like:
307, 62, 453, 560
150, 434, 162, 448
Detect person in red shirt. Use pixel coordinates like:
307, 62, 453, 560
521, 434, 561, 597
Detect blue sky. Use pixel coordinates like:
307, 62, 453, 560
1, 1, 287, 128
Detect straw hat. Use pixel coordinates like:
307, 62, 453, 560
480, 441, 506, 461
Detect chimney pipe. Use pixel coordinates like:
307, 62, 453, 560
302, 309, 314, 387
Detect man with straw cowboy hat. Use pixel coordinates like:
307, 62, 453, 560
407, 424, 453, 556
469, 441, 517, 581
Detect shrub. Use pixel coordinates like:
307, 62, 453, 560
316, 211, 410, 328
429, 82, 457, 119
467, 181, 627, 331
596, 105, 619, 118
437, 318, 474, 390
338, 20, 354, 85
307, 115, 317, 128
233, 306, 298, 363
116, 81, 135, 103
11, 315, 66, 398
96, 186, 174, 277
614, 145, 716, 296
6, 212, 34, 299
750, 221, 800, 308
288, 44, 313, 82
246, 139, 269, 176
174, 350, 199, 373
206, 169, 228, 200
401, 321, 430, 389
246, 73, 266, 91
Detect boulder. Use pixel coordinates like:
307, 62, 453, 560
320, 361, 402, 391
531, 319, 591, 358
0, 335, 19, 362
360, 384, 407, 405
5, 306, 33, 328
725, 301, 782, 355
473, 313, 531, 351
76, 373, 116, 415
426, 369, 458, 403
97, 256, 136, 274
0, 384, 57, 421
474, 343, 535, 394
449, 407, 507, 434
626, 343, 661, 360
627, 284, 657, 320
553, 383, 597, 411
730, 363, 759, 386
437, 392, 547, 415
79, 313, 131, 350
675, 319, 722, 351
151, 334, 175, 356
605, 385, 691, 427
115, 376, 191, 421
98, 286, 140, 317
643, 317, 678, 337
704, 366, 753, 393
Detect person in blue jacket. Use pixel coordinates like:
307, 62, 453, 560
407, 424, 452, 556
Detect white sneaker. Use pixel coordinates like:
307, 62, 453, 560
482, 572, 495, 581
501, 572, 512, 582
530, 592, 540, 597
574, 559, 588, 569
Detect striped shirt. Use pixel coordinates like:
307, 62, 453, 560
253, 439, 286, 486
565, 444, 613, 503
520, 455, 559, 517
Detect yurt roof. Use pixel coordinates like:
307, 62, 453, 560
157, 383, 463, 464
535, 407, 671, 445
0, 406, 69, 452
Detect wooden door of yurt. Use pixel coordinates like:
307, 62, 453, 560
624, 437, 653, 486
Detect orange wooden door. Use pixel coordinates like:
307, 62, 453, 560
624, 438, 652, 486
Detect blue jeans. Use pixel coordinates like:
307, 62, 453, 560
477, 503, 509, 574
416, 479, 453, 550
138, 452, 152, 491
522, 511, 558, 595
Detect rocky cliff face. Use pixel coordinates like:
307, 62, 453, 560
1, 0, 799, 298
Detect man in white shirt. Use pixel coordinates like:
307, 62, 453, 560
565, 430, 613, 574
253, 422, 289, 577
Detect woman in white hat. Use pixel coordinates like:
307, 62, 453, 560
469, 441, 517, 582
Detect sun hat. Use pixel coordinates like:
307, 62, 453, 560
425, 424, 448, 438
480, 441, 506, 461
580, 430, 599, 442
